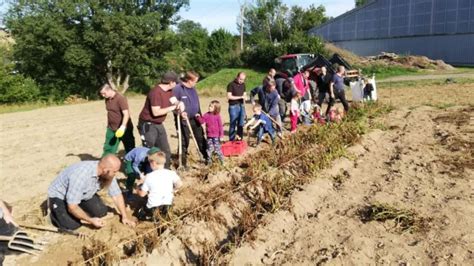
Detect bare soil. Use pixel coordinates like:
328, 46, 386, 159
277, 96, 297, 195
1, 81, 473, 265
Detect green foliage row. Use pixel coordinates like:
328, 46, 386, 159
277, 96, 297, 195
240, 32, 326, 69
196, 68, 266, 96
0, 46, 41, 104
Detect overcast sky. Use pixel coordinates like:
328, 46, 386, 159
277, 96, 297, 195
0, 0, 355, 31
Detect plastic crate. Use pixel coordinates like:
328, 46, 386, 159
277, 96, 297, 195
221, 141, 248, 157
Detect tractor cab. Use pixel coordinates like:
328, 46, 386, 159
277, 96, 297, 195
275, 53, 316, 76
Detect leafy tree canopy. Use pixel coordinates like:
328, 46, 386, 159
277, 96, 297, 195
6, 0, 189, 98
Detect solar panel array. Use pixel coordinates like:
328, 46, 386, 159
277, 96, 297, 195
309, 0, 474, 41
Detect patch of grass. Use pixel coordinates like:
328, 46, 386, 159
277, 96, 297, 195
358, 203, 431, 233
0, 101, 59, 114
196, 68, 266, 97
359, 64, 419, 80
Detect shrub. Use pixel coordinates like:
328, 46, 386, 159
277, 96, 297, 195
0, 69, 41, 104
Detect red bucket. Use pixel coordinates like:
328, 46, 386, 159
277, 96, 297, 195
222, 141, 248, 157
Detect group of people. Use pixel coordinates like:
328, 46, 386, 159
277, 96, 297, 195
1, 66, 355, 247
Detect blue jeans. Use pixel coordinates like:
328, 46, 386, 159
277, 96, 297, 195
228, 104, 245, 141
256, 125, 275, 145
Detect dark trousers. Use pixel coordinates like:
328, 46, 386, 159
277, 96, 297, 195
328, 89, 350, 115
49, 195, 108, 230
0, 217, 18, 254
139, 121, 172, 169
138, 205, 170, 222
176, 116, 208, 167
278, 98, 287, 122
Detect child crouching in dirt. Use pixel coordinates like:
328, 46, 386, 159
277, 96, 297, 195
328, 106, 345, 123
124, 146, 160, 199
245, 104, 276, 146
363, 78, 374, 101
312, 105, 326, 125
196, 100, 224, 165
137, 151, 182, 221
300, 98, 313, 125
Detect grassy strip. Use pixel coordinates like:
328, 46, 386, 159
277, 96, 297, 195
196, 68, 266, 97
359, 64, 419, 80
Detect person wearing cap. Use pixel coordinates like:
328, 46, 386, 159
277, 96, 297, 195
99, 84, 136, 157
123, 146, 160, 196
47, 155, 136, 230
173, 71, 209, 167
227, 72, 247, 141
138, 71, 183, 169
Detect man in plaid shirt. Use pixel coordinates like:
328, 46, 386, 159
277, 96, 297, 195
48, 155, 135, 230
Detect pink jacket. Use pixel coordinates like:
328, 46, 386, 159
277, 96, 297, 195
293, 73, 309, 97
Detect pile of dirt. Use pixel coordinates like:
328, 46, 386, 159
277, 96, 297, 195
366, 52, 455, 70
324, 43, 455, 71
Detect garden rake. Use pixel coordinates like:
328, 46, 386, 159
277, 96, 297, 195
0, 231, 44, 256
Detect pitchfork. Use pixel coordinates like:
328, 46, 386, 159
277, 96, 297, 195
0, 231, 44, 256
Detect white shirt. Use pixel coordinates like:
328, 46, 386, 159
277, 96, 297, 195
141, 169, 181, 208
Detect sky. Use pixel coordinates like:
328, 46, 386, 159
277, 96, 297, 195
178, 0, 355, 34
0, 0, 355, 31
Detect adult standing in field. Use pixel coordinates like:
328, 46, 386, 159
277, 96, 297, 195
275, 74, 289, 121
262, 68, 276, 89
47, 155, 136, 230
293, 70, 312, 101
328, 65, 350, 114
100, 84, 135, 157
227, 72, 247, 141
316, 66, 331, 113
173, 71, 209, 167
138, 72, 182, 169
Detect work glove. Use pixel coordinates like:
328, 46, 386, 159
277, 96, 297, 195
115, 125, 126, 138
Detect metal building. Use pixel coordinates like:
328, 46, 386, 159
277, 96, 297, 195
309, 0, 474, 66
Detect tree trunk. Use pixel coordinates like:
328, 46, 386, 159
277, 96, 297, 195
106, 61, 130, 94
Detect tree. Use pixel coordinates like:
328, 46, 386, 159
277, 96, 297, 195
0, 46, 40, 103
355, 0, 371, 7
205, 29, 236, 72
6, 0, 189, 99
242, 1, 329, 44
171, 20, 209, 74
289, 4, 328, 33
243, 0, 289, 43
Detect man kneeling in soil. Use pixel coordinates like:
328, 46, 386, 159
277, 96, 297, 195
47, 155, 136, 230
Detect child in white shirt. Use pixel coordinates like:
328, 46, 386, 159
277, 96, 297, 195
137, 151, 182, 221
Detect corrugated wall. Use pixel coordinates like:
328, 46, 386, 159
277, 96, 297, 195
309, 0, 474, 65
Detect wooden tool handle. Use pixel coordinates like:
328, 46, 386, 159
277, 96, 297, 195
19, 223, 59, 232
